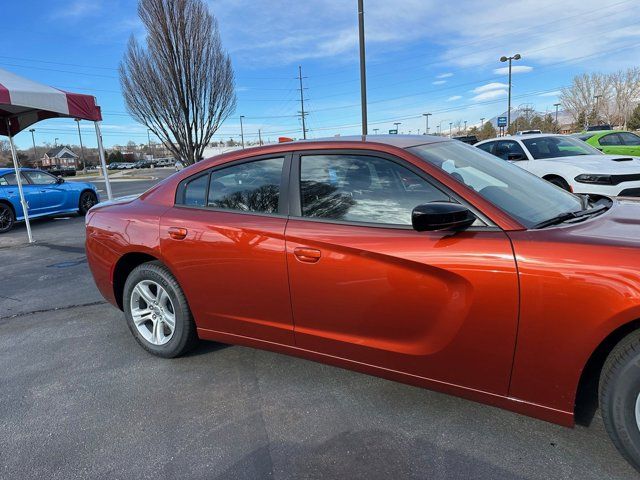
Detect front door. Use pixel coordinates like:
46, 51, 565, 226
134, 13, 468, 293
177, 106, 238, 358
23, 170, 66, 214
159, 155, 295, 345
285, 151, 519, 395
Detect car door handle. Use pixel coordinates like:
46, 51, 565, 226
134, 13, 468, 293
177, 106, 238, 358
168, 227, 188, 240
294, 247, 321, 263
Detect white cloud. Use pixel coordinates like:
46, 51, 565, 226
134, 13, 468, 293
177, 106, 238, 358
447, 95, 462, 101
472, 82, 508, 94
472, 89, 507, 102
437, 73, 453, 79
493, 65, 534, 75
432, 80, 446, 85
51, 0, 101, 19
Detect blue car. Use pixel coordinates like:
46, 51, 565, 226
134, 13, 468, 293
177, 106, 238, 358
0, 168, 99, 233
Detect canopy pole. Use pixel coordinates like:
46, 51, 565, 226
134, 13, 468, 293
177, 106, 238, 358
6, 120, 33, 243
94, 121, 112, 200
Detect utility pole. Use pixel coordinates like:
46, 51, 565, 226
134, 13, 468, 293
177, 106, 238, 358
423, 113, 431, 134
297, 66, 307, 139
499, 54, 521, 134
74, 119, 86, 174
239, 115, 245, 148
357, 0, 368, 135
258, 129, 263, 146
553, 103, 561, 133
29, 128, 38, 167
593, 94, 603, 125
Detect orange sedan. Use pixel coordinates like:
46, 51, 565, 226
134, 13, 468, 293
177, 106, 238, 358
86, 136, 640, 471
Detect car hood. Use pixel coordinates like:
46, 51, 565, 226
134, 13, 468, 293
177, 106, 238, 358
548, 197, 640, 248
539, 154, 640, 172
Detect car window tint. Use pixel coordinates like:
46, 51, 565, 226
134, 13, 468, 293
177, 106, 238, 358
495, 141, 526, 160
0, 176, 7, 186
299, 154, 449, 226
3, 172, 30, 186
599, 133, 621, 146
476, 142, 495, 154
183, 174, 209, 207
207, 157, 284, 214
25, 171, 57, 185
618, 132, 640, 146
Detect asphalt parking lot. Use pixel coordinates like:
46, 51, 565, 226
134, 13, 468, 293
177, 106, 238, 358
1, 173, 638, 479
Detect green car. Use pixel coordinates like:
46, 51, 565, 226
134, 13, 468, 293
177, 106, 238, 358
577, 130, 640, 156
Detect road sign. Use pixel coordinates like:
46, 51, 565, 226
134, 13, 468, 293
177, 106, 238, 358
497, 116, 507, 127
388, 129, 398, 134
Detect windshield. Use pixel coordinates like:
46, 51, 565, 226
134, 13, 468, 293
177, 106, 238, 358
521, 136, 602, 159
409, 141, 584, 228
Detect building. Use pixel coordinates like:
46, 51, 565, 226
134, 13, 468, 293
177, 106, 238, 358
41, 146, 79, 169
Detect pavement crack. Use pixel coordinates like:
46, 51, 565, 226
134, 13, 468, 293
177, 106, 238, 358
0, 300, 108, 322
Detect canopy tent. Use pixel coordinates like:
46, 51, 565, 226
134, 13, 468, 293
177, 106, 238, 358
0, 68, 112, 243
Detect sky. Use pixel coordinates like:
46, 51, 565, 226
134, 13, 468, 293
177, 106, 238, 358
4, 0, 640, 150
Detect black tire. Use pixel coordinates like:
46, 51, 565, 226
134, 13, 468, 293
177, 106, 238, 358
546, 176, 571, 191
599, 330, 640, 472
78, 190, 98, 215
0, 203, 15, 234
123, 261, 198, 358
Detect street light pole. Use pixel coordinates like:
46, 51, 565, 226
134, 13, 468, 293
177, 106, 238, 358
29, 128, 38, 167
357, 0, 368, 135
147, 128, 154, 160
553, 103, 561, 133
593, 94, 603, 125
499, 54, 521, 134
373, 128, 379, 134
480, 117, 485, 128
463, 120, 467, 133
393, 122, 401, 134
423, 113, 431, 134
449, 122, 453, 137
239, 115, 245, 148
74, 119, 86, 174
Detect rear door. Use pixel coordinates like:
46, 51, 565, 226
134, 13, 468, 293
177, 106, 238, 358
284, 150, 519, 395
2, 172, 43, 216
159, 154, 295, 345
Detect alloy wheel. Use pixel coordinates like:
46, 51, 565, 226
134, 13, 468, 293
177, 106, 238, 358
129, 280, 176, 345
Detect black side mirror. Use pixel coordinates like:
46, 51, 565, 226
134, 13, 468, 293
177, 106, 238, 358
411, 202, 476, 232
507, 153, 526, 161
55, 176, 64, 184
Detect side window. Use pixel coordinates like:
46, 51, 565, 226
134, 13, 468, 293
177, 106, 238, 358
476, 142, 495, 155
25, 171, 57, 185
619, 132, 640, 146
0, 176, 7, 186
183, 174, 209, 207
299, 154, 449, 226
3, 172, 30, 186
599, 133, 621, 146
495, 141, 527, 160
207, 157, 284, 214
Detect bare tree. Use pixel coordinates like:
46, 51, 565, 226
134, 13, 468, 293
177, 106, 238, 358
120, 0, 236, 165
610, 68, 640, 129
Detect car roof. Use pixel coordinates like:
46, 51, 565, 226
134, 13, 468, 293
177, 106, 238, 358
0, 167, 38, 175
477, 133, 568, 143
285, 134, 449, 149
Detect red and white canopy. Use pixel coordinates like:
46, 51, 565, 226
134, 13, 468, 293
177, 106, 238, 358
0, 68, 102, 136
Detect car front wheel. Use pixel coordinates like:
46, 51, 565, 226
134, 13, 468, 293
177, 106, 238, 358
123, 261, 198, 358
78, 191, 98, 215
0, 203, 15, 233
600, 330, 640, 472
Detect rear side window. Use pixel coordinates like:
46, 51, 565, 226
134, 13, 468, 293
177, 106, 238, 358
183, 174, 208, 207
0, 177, 7, 186
3, 173, 29, 186
599, 133, 621, 146
476, 142, 495, 155
619, 132, 640, 146
207, 157, 284, 214
299, 154, 449, 225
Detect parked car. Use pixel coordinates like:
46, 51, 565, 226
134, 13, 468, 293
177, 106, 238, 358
86, 135, 640, 472
578, 130, 640, 157
133, 160, 152, 169
0, 168, 99, 233
45, 165, 76, 177
107, 162, 122, 170
475, 134, 640, 196
452, 135, 478, 145
118, 162, 136, 170
515, 129, 542, 135
174, 160, 185, 171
